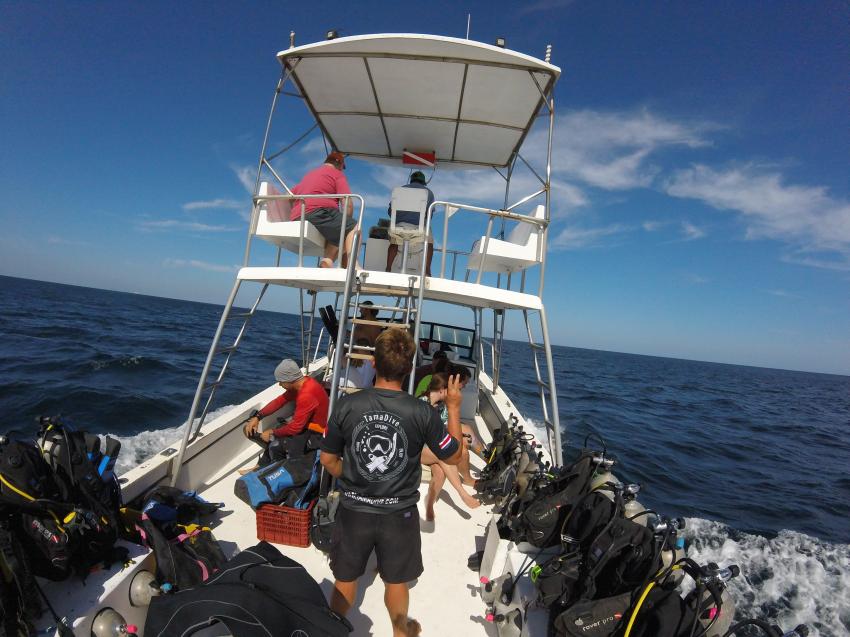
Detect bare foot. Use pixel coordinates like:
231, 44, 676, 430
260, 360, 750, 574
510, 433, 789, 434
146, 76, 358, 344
461, 492, 481, 509
401, 618, 421, 636
238, 464, 259, 476
319, 257, 334, 268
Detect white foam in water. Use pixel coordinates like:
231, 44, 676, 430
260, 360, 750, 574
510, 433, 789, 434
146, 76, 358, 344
685, 517, 850, 637
114, 404, 237, 475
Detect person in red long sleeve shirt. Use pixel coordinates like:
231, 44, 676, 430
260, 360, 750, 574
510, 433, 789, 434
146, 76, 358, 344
241, 359, 329, 470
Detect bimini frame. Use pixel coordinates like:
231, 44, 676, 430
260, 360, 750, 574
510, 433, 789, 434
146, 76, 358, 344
171, 33, 563, 486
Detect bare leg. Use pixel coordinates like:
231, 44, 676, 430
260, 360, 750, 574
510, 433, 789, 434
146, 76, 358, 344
457, 439, 474, 485
385, 582, 420, 637
425, 463, 445, 521
386, 243, 399, 272
438, 460, 479, 509
330, 579, 357, 617
341, 228, 356, 268
322, 242, 339, 268
425, 242, 434, 277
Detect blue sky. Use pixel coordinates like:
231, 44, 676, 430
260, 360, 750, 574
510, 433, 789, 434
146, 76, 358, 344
1, 2, 848, 375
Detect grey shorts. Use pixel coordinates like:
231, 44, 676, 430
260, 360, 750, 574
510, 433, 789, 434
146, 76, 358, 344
307, 207, 356, 247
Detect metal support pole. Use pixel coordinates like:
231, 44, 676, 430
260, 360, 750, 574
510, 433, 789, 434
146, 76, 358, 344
171, 279, 242, 487
539, 306, 563, 465
328, 229, 361, 415
539, 93, 554, 297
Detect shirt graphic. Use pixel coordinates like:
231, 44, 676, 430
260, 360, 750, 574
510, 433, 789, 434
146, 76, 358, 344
352, 410, 409, 481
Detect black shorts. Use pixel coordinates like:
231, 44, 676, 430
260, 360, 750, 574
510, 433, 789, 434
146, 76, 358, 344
329, 505, 422, 584
307, 207, 356, 247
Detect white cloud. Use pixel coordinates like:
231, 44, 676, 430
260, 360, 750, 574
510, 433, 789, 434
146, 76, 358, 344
231, 164, 257, 193
138, 220, 240, 232
182, 199, 243, 211
525, 109, 711, 191
681, 221, 706, 241
46, 236, 90, 246
163, 258, 237, 273
550, 223, 630, 250
684, 273, 711, 284
665, 164, 850, 259
767, 289, 800, 299
642, 220, 664, 232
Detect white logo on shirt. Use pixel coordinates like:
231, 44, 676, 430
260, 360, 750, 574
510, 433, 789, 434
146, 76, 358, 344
352, 411, 408, 482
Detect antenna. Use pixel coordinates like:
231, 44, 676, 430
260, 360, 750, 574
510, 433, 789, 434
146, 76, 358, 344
289, 31, 295, 48
466, 14, 471, 39
544, 44, 552, 63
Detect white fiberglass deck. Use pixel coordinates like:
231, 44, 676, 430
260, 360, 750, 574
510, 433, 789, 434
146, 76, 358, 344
238, 266, 543, 311
198, 443, 496, 636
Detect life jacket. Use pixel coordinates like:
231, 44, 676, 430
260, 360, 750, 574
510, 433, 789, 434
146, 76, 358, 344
141, 486, 223, 525
38, 419, 122, 517
137, 515, 226, 591
0, 520, 42, 637
551, 591, 632, 637
144, 541, 352, 637
1, 430, 126, 581
0, 434, 62, 513
499, 450, 599, 548
137, 487, 226, 591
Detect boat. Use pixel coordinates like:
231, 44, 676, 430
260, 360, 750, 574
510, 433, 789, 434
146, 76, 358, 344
21, 31, 792, 637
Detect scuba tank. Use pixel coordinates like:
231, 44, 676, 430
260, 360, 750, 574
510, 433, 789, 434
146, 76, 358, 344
588, 453, 617, 496
621, 483, 645, 520
654, 517, 687, 587
685, 563, 739, 637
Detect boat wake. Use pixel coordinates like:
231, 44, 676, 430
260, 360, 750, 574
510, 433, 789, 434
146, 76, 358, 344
114, 404, 237, 474
685, 518, 849, 637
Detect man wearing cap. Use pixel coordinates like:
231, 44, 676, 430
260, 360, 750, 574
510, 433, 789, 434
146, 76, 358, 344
291, 151, 357, 268
386, 171, 435, 276
241, 359, 329, 469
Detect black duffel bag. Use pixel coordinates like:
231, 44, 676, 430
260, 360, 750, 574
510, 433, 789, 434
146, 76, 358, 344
145, 541, 351, 637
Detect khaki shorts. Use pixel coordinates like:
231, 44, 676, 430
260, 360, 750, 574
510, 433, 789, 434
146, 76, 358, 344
389, 222, 433, 246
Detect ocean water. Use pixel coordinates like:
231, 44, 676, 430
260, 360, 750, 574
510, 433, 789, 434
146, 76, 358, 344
1, 275, 848, 635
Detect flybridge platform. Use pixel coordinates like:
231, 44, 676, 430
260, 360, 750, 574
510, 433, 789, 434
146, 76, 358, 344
238, 266, 544, 311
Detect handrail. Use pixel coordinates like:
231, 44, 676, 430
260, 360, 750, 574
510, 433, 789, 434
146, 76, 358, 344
429, 199, 548, 281
249, 192, 365, 267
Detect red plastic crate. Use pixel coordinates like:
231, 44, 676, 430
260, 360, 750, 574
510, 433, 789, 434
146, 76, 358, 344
256, 500, 315, 548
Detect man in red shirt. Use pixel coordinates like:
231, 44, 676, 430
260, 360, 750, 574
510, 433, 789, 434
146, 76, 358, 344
291, 151, 357, 268
242, 359, 329, 469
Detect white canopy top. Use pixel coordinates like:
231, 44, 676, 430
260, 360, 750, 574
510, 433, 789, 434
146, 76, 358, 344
277, 34, 560, 168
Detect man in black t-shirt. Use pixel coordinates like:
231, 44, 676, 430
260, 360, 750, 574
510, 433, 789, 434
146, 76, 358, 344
320, 328, 463, 637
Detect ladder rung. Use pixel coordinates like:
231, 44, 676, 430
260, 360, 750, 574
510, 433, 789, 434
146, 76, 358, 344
215, 345, 237, 355
226, 312, 252, 320
347, 353, 374, 360
339, 386, 362, 394
530, 343, 544, 350
204, 380, 221, 390
537, 379, 550, 390
354, 303, 413, 313
351, 318, 409, 328
352, 344, 375, 351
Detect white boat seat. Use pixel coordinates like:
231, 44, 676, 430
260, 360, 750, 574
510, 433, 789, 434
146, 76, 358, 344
254, 181, 326, 257
466, 205, 545, 274
389, 186, 430, 241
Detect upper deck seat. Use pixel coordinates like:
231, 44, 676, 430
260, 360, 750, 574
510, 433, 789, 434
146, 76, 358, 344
466, 205, 545, 274
254, 181, 326, 257
389, 186, 430, 242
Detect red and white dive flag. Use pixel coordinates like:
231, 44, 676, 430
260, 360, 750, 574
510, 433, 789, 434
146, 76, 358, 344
402, 150, 436, 167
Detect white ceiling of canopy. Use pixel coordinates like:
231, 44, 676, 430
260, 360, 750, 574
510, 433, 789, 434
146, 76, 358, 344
277, 34, 560, 169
